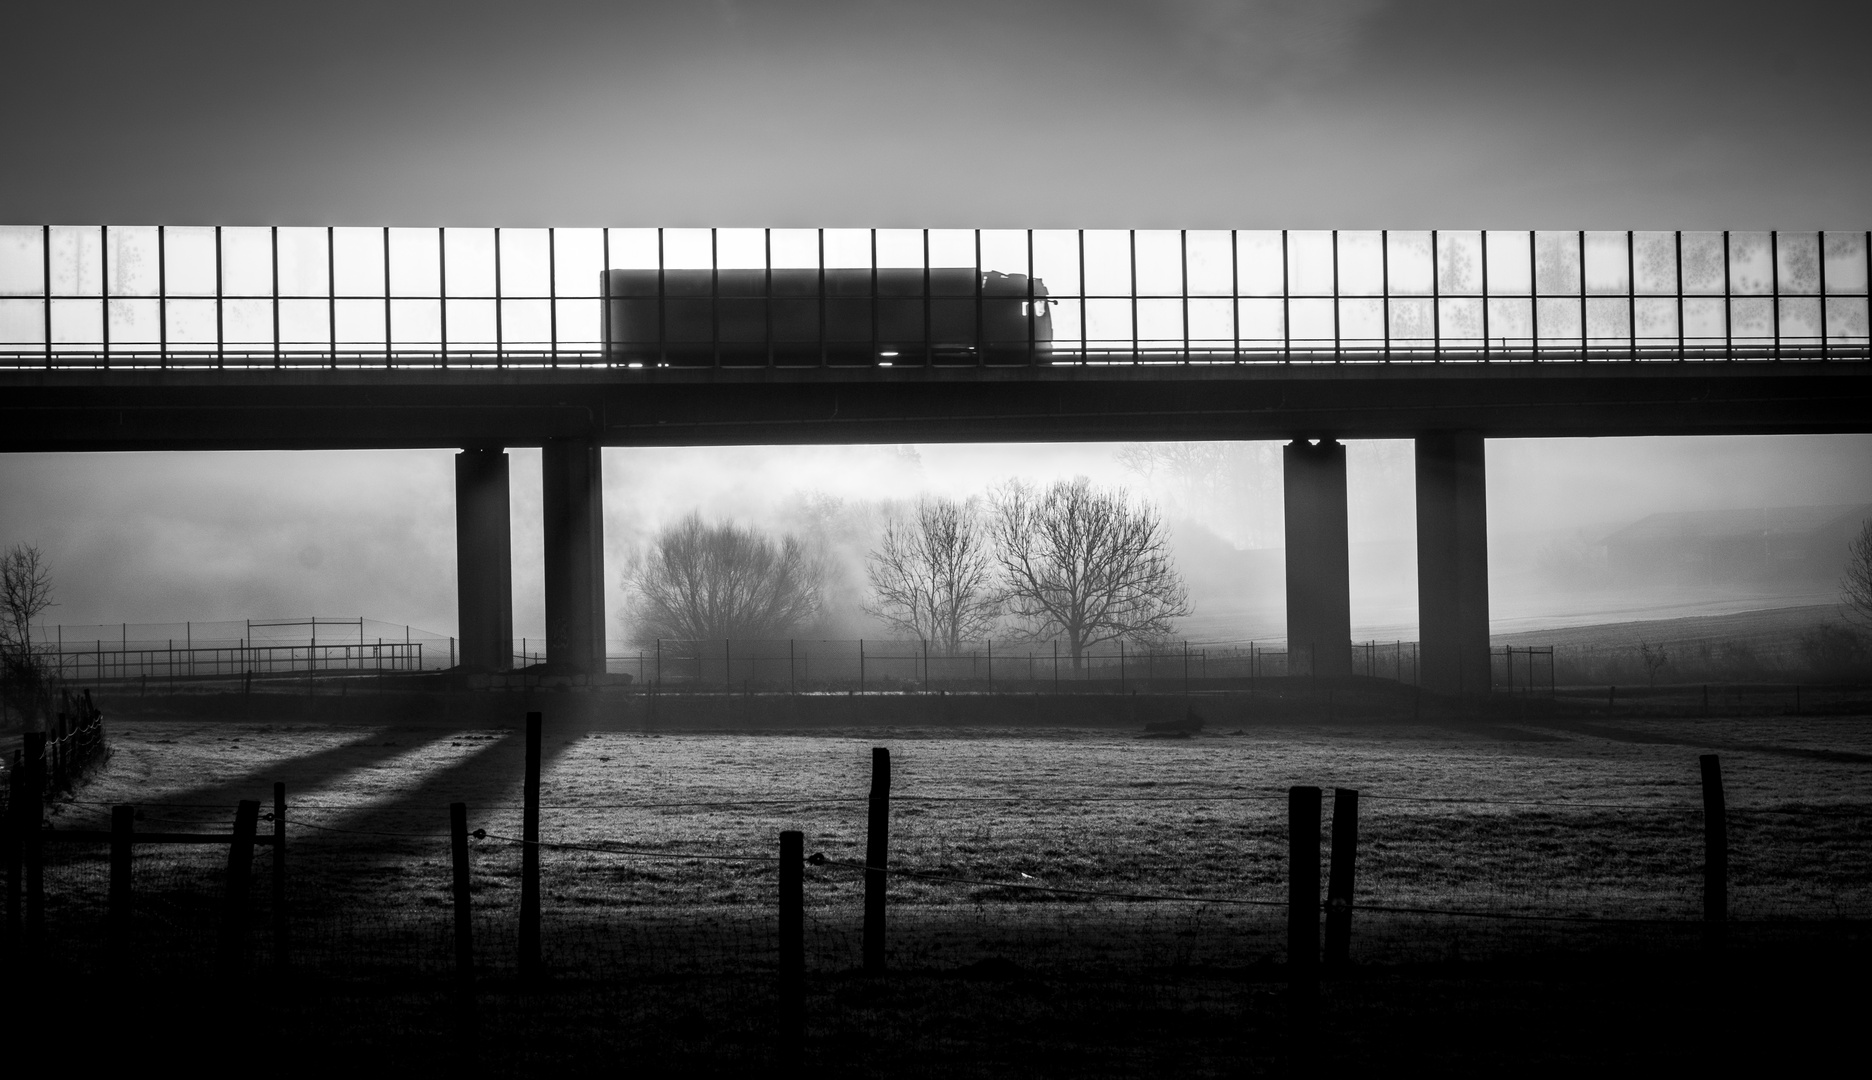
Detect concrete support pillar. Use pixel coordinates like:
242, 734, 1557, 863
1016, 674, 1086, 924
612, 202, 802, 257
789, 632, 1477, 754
454, 448, 513, 672
1415, 431, 1491, 695
1283, 439, 1353, 679
542, 438, 606, 677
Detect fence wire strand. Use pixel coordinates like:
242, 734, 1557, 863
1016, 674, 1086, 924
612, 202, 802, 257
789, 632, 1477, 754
16, 750, 1872, 981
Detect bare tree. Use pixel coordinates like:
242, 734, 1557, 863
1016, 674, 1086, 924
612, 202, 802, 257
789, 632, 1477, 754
865, 497, 1000, 652
1638, 641, 1669, 688
1, 544, 57, 727
1844, 518, 1872, 630
625, 514, 823, 643
991, 478, 1191, 668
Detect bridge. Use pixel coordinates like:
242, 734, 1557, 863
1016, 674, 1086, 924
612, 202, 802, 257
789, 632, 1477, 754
4, 225, 1869, 695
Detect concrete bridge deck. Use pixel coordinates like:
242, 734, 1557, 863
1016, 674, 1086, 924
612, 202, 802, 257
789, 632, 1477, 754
4, 352, 1867, 452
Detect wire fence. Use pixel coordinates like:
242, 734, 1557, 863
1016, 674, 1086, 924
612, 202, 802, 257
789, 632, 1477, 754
0, 691, 108, 821
31, 617, 448, 679
14, 763, 1869, 985
18, 626, 1585, 697
45, 621, 1862, 700
1548, 635, 1872, 687
1492, 646, 1557, 697
25, 624, 1450, 692
29, 617, 571, 681
614, 638, 1436, 692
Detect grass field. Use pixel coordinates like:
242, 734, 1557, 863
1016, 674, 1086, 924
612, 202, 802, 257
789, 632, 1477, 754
14, 694, 1872, 1074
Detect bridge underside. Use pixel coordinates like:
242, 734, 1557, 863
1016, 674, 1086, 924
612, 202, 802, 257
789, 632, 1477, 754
3, 361, 1867, 452
6, 359, 1866, 688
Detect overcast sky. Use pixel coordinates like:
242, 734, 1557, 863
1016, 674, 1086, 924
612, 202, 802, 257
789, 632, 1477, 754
4, 1, 1870, 641
9, 0, 1872, 227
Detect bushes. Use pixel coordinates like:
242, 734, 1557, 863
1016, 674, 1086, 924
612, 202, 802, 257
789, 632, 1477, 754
1798, 624, 1872, 681
1551, 625, 1872, 686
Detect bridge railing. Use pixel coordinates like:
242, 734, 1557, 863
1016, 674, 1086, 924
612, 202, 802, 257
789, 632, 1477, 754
2, 227, 1867, 368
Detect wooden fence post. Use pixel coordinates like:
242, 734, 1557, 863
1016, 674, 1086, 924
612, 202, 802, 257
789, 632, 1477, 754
1288, 785, 1321, 1035
778, 829, 805, 1064
23, 732, 44, 942
48, 710, 62, 792
109, 804, 133, 967
520, 710, 542, 983
273, 781, 289, 974
451, 801, 474, 995
220, 798, 260, 975
1325, 787, 1358, 969
4, 758, 19, 949
863, 748, 891, 975
1700, 754, 1727, 954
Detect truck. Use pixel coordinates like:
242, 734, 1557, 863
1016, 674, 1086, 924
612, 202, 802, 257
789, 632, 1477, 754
603, 267, 1052, 365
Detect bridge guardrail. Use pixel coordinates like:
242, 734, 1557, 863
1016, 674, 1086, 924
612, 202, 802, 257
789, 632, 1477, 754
3, 227, 1866, 368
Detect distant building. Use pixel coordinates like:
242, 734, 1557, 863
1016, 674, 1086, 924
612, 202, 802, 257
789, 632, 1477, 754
1602, 504, 1872, 584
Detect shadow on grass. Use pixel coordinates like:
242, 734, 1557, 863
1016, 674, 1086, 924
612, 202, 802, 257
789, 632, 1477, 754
101, 726, 463, 819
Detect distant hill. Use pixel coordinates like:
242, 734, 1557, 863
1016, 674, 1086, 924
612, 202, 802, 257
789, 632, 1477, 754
1602, 503, 1871, 584
1493, 603, 1843, 650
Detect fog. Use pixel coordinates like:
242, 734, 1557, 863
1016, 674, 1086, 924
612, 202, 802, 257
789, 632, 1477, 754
4, 1, 1870, 647
3, 434, 1866, 646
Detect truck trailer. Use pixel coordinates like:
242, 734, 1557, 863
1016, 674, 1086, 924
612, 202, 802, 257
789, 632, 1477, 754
603, 267, 1051, 365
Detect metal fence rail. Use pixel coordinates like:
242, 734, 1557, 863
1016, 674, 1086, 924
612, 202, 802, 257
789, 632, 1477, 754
47, 642, 424, 683
21, 621, 1578, 693
31, 617, 452, 678
617, 638, 1431, 692
1492, 646, 1558, 698
3, 227, 1867, 367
